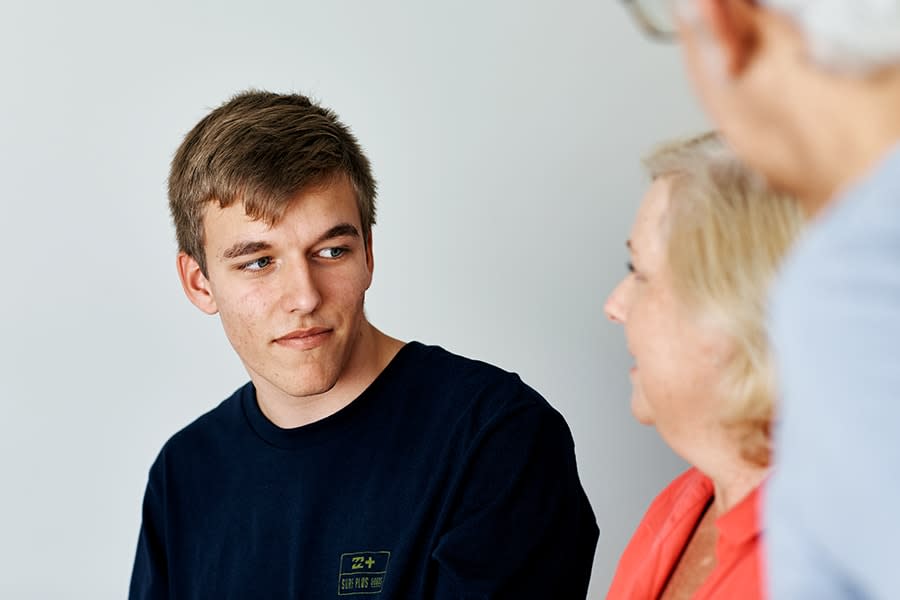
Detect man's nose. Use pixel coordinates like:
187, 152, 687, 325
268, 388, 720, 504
281, 261, 322, 315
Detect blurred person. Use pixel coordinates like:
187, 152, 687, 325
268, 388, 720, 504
129, 90, 598, 599
621, 0, 900, 596
604, 133, 803, 599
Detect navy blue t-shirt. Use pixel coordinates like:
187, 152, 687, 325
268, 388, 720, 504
130, 342, 598, 599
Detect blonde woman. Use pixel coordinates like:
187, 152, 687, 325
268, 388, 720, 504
604, 133, 803, 599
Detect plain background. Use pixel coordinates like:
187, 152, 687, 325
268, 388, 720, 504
0, 1, 709, 597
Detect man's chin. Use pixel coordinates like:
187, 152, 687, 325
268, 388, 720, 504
247, 364, 341, 400
279, 377, 340, 399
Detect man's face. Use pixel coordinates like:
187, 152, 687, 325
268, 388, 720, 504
184, 175, 374, 402
675, 0, 804, 194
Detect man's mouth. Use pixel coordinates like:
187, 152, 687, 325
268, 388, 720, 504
273, 327, 333, 350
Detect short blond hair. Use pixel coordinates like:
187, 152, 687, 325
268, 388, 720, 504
644, 132, 804, 467
169, 90, 377, 277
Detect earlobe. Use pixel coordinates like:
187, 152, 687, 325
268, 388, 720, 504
696, 0, 759, 76
176, 252, 219, 315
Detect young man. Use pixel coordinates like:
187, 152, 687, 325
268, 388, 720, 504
622, 1, 900, 597
129, 91, 597, 599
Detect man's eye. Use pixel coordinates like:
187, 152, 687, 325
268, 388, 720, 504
317, 247, 346, 259
626, 261, 636, 274
241, 256, 273, 271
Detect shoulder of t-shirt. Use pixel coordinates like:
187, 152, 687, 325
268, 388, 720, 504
152, 382, 251, 467
402, 341, 568, 437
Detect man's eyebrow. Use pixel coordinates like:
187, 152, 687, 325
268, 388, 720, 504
220, 224, 360, 260
626, 240, 635, 253
222, 241, 272, 260
316, 223, 360, 244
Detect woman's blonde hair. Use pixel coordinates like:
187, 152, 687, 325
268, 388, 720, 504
644, 132, 804, 467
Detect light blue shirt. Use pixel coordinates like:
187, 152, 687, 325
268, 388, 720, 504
766, 145, 900, 599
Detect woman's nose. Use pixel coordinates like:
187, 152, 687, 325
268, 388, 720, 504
604, 281, 627, 324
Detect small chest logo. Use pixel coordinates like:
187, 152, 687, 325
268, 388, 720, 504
338, 551, 391, 596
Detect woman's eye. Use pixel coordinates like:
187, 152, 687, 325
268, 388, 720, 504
242, 256, 273, 271
627, 261, 646, 281
317, 247, 346, 259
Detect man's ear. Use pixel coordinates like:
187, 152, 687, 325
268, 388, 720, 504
176, 252, 219, 315
365, 231, 375, 277
695, 0, 760, 76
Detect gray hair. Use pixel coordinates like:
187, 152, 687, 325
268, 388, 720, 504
763, 0, 900, 74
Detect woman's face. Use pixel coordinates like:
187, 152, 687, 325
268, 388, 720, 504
605, 177, 731, 455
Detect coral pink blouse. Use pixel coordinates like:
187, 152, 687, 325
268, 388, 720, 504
606, 468, 765, 599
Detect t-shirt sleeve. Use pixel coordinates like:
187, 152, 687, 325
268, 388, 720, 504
430, 399, 598, 599
765, 191, 900, 599
129, 457, 169, 600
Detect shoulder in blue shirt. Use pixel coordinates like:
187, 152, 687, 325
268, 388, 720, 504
766, 146, 900, 599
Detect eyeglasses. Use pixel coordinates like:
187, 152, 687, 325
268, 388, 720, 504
621, 0, 678, 41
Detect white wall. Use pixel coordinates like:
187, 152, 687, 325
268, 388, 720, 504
0, 1, 707, 597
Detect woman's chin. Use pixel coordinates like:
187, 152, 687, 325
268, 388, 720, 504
630, 397, 654, 425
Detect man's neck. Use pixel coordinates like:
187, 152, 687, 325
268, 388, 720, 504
788, 68, 900, 215
254, 324, 404, 429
